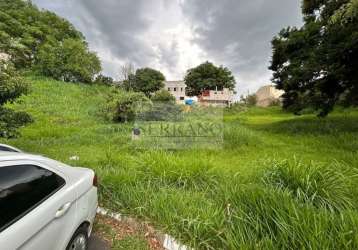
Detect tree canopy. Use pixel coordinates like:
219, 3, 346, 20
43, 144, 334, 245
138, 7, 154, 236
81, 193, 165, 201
125, 68, 166, 97
270, 0, 358, 116
184, 62, 236, 97
0, 0, 101, 83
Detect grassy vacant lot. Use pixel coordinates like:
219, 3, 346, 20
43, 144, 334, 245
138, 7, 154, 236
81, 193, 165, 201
3, 77, 358, 249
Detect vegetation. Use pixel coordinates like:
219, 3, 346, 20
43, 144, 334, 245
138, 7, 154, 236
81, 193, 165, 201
0, 62, 32, 137
94, 74, 114, 86
104, 88, 150, 123
138, 89, 182, 121
240, 94, 257, 106
36, 38, 101, 83
151, 89, 176, 103
123, 68, 165, 97
3, 77, 358, 249
184, 61, 236, 96
270, 0, 358, 116
0, 0, 101, 83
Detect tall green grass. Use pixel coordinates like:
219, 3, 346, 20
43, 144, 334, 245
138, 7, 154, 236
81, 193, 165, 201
3, 77, 358, 249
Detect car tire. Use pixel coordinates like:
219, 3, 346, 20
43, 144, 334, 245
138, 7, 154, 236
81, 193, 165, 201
66, 226, 89, 250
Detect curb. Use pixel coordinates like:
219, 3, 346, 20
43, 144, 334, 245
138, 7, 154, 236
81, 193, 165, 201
97, 207, 191, 250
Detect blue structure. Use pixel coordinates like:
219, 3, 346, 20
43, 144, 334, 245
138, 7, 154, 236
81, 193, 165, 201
185, 99, 195, 105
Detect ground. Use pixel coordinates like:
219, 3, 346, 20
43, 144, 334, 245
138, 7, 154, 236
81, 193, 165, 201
90, 214, 163, 250
2, 76, 358, 249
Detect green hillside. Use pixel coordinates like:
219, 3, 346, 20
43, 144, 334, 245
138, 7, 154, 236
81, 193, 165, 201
2, 77, 358, 249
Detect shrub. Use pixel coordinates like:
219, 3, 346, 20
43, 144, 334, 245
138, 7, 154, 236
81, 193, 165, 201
105, 89, 151, 123
0, 107, 33, 138
240, 94, 257, 106
0, 62, 32, 138
94, 74, 114, 86
151, 89, 176, 103
0, 62, 29, 105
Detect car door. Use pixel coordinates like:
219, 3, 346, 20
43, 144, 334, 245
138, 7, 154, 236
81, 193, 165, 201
0, 161, 78, 250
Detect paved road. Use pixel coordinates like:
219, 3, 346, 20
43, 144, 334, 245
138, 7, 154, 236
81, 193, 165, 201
88, 235, 110, 250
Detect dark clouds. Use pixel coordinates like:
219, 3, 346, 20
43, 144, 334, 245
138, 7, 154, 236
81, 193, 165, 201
32, 0, 302, 95
180, 0, 303, 93
79, 0, 155, 65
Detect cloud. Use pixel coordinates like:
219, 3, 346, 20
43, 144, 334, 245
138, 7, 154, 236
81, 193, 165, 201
180, 0, 303, 94
32, 0, 302, 95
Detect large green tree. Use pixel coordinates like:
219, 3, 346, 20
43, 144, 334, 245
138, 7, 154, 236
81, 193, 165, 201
270, 0, 358, 116
184, 62, 236, 96
36, 39, 101, 83
127, 68, 166, 97
0, 0, 101, 83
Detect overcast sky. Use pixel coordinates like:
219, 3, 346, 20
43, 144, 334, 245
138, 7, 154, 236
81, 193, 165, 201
32, 0, 302, 96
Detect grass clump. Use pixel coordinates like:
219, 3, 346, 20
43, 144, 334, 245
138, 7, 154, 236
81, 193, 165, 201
262, 160, 357, 212
223, 185, 358, 250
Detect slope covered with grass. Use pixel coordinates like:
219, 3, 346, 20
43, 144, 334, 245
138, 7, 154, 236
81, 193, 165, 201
3, 77, 358, 249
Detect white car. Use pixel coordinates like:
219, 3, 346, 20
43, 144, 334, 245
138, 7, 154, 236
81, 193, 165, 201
0, 144, 22, 153
0, 149, 98, 250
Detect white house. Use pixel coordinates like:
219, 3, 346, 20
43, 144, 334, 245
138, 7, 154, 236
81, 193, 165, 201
255, 85, 284, 107
164, 81, 190, 104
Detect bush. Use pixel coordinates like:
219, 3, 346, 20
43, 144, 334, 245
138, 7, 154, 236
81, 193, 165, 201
0, 107, 33, 138
94, 74, 114, 86
105, 89, 151, 123
0, 62, 29, 105
139, 90, 182, 121
0, 62, 32, 138
151, 89, 176, 103
240, 94, 257, 106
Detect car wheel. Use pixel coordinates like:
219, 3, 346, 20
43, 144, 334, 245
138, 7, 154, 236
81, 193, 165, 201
66, 227, 89, 250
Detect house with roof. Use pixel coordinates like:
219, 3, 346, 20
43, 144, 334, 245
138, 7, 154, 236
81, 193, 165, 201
198, 88, 234, 107
255, 85, 284, 107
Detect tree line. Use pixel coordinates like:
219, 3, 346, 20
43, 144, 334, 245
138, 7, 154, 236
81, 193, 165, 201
120, 62, 236, 98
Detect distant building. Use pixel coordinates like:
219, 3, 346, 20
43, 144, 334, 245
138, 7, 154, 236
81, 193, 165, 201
255, 85, 284, 107
199, 88, 234, 107
165, 81, 190, 104
164, 81, 234, 107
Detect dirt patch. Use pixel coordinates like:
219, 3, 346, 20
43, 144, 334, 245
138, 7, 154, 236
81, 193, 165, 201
93, 214, 164, 250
